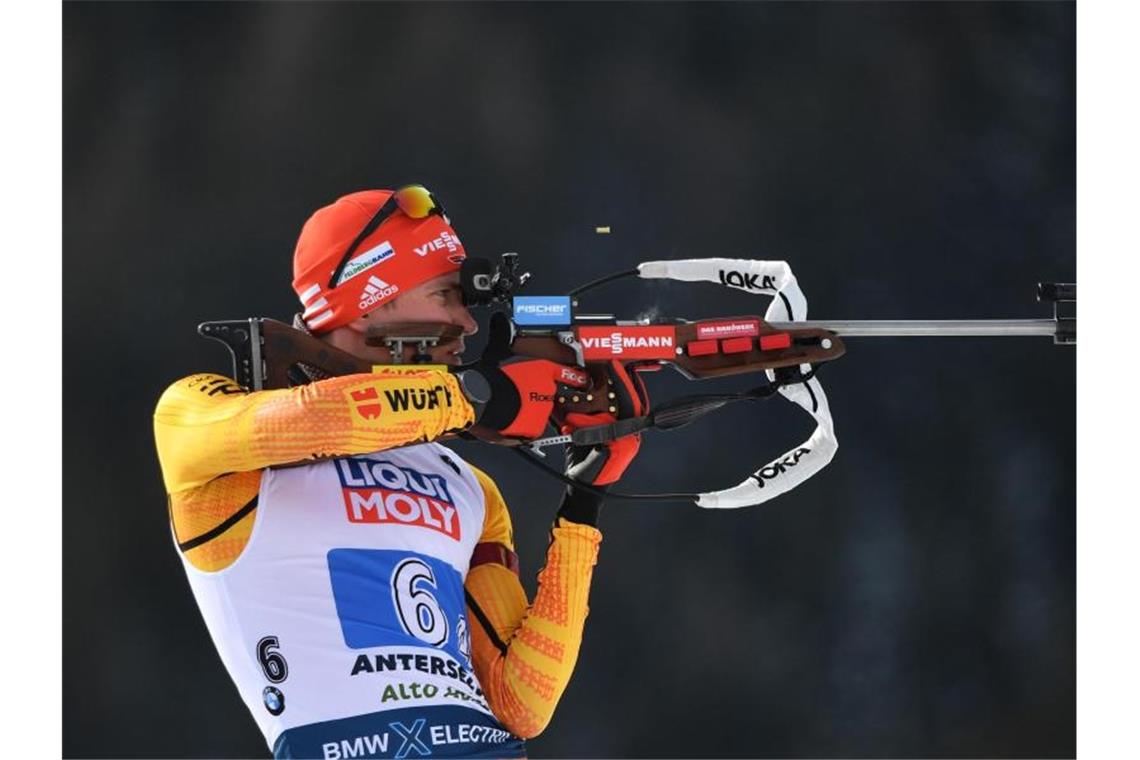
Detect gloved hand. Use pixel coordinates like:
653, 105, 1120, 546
462, 357, 591, 439
556, 359, 650, 486
454, 311, 593, 440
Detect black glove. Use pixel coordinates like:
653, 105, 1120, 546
455, 313, 589, 439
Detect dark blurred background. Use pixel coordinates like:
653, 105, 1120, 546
63, 2, 1075, 757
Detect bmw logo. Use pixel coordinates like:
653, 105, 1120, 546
263, 686, 285, 716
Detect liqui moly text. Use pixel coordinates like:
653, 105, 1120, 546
335, 458, 460, 540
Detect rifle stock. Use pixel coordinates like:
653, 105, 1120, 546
198, 315, 845, 442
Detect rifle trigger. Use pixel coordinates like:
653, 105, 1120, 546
525, 434, 573, 456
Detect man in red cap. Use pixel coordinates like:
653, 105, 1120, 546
153, 187, 648, 759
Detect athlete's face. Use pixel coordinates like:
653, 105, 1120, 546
324, 272, 478, 366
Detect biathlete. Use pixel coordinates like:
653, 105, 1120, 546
153, 186, 648, 759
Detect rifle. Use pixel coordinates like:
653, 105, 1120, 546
199, 254, 1074, 508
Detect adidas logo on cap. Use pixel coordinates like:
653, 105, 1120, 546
358, 275, 400, 310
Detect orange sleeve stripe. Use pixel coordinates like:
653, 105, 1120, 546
465, 519, 602, 739
514, 627, 566, 662
153, 369, 474, 493
505, 657, 559, 702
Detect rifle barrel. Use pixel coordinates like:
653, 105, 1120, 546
769, 319, 1059, 338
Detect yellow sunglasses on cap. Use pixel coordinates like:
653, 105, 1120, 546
327, 184, 448, 289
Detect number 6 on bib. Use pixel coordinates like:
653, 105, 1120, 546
327, 548, 471, 667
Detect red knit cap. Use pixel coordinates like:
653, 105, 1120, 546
291, 189, 466, 332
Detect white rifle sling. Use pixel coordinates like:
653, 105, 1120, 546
637, 258, 839, 508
